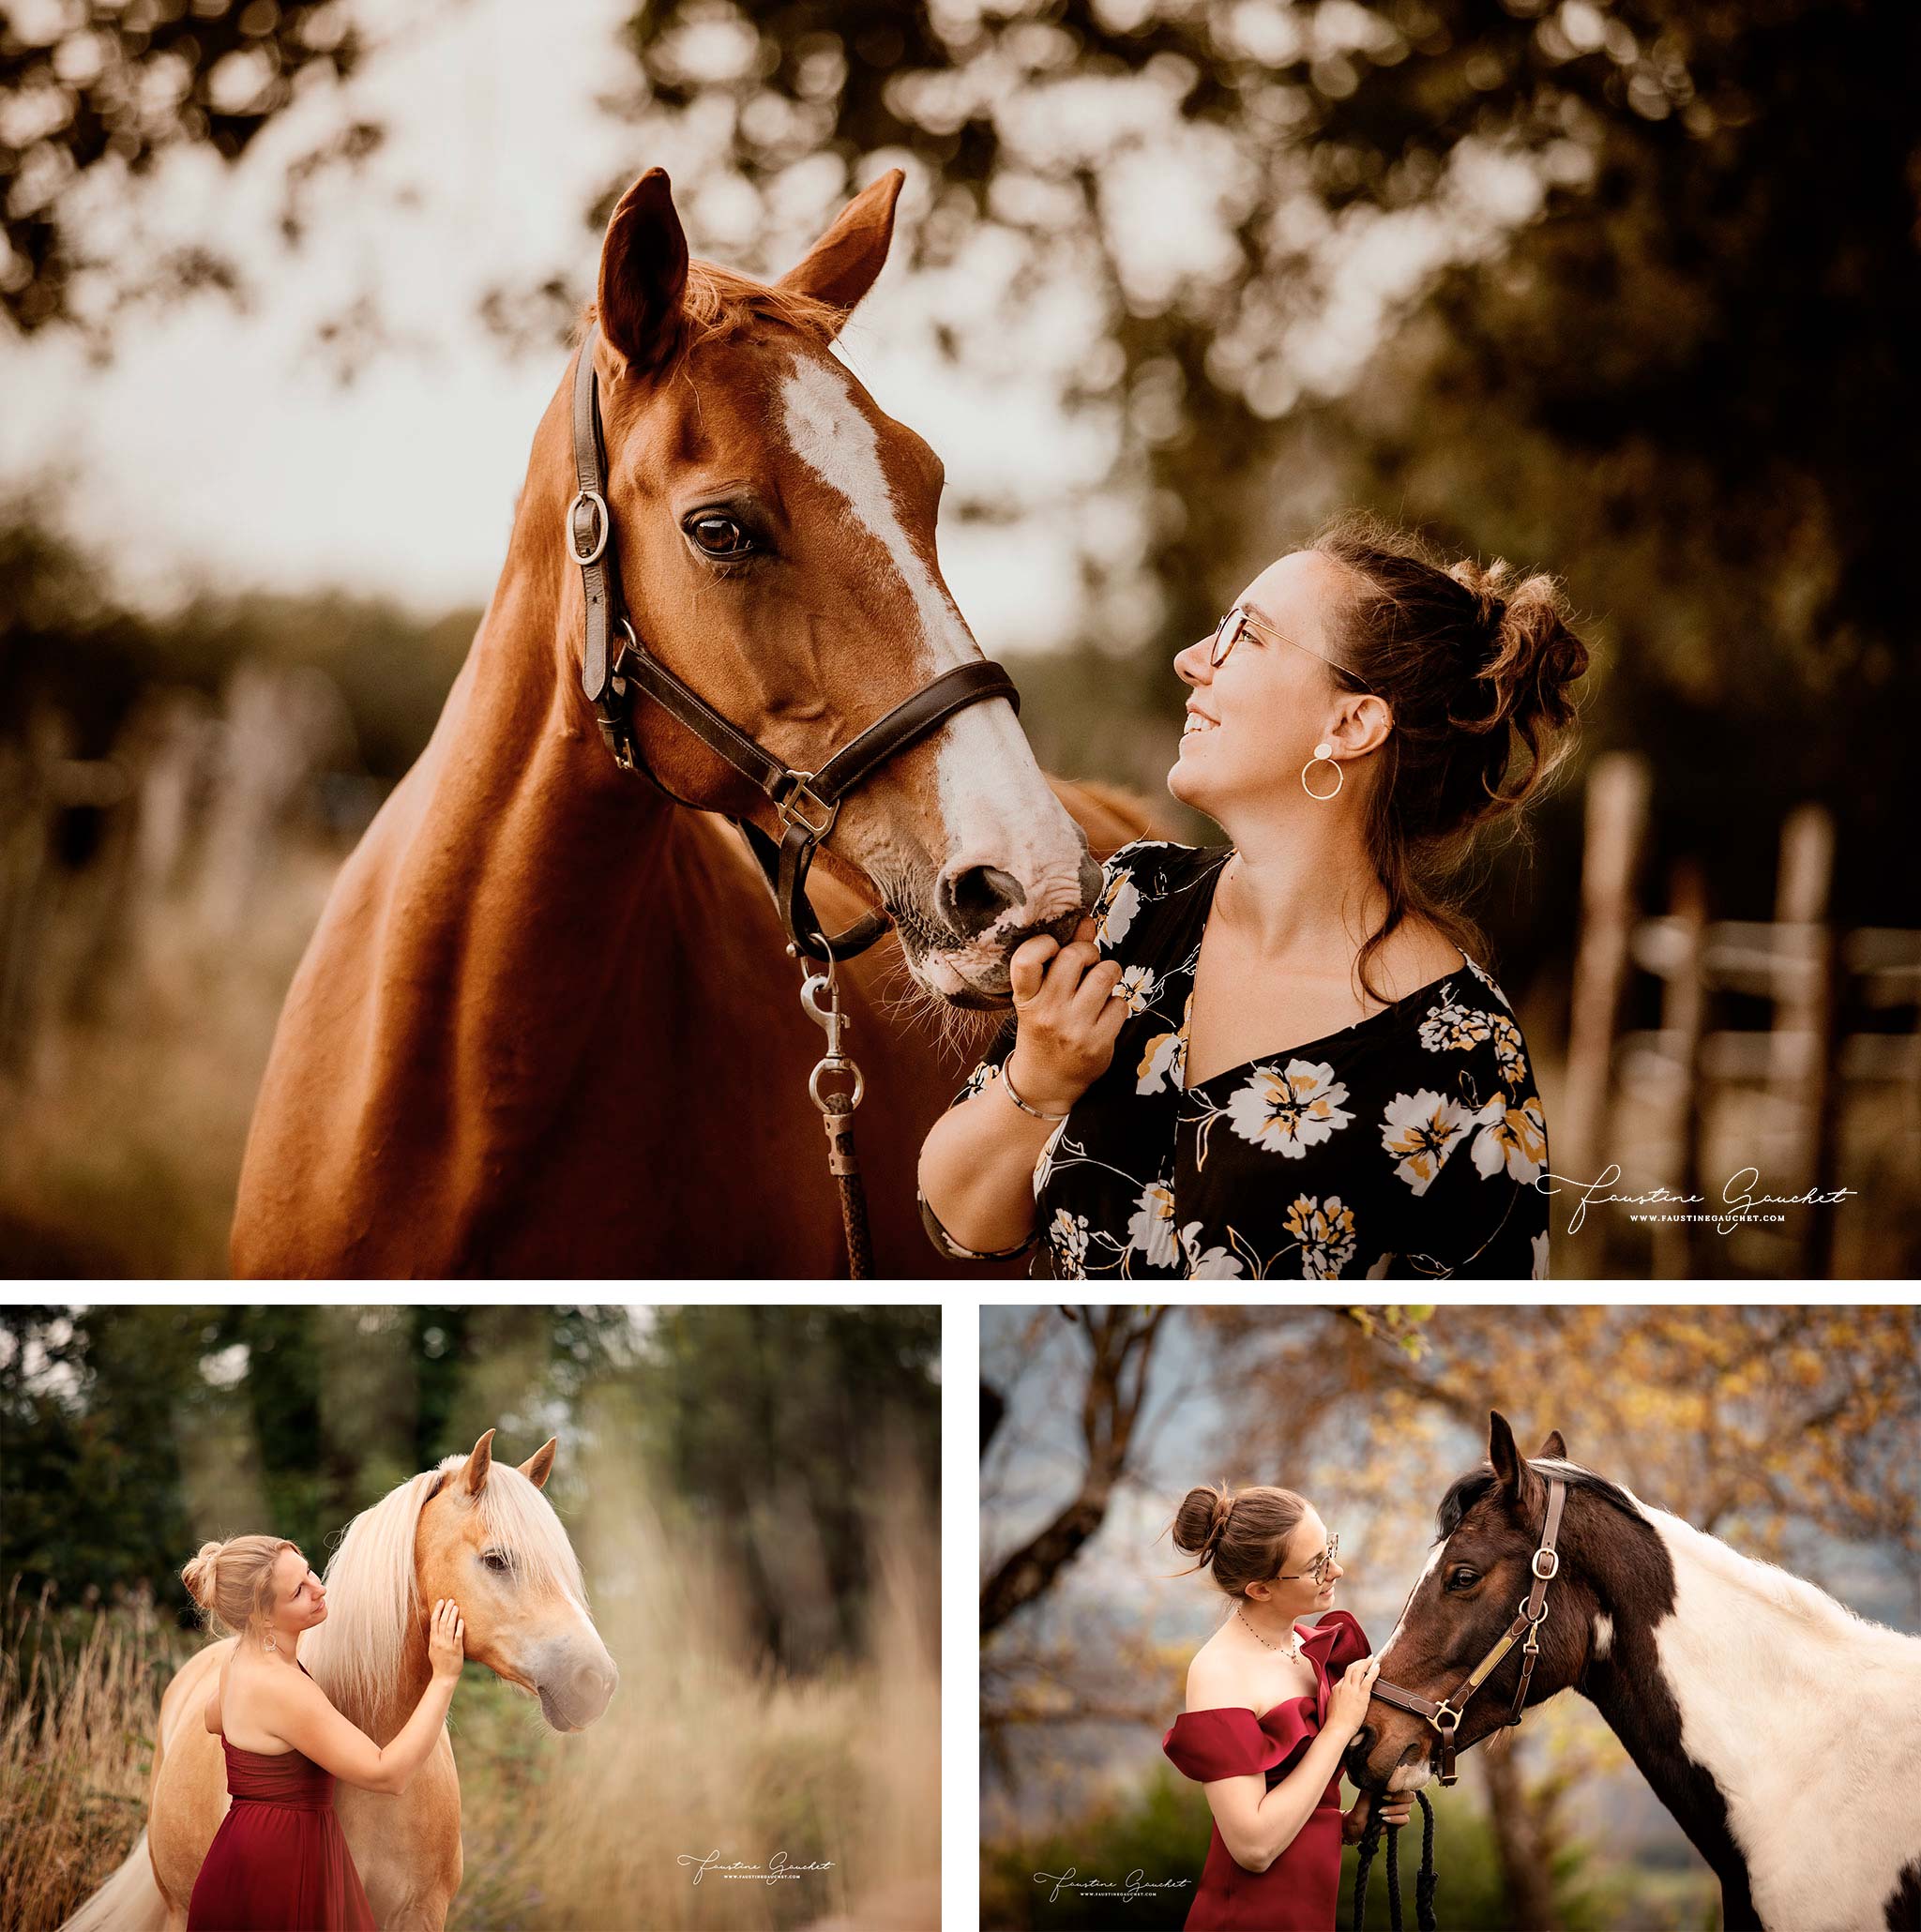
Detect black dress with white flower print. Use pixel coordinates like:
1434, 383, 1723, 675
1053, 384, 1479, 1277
936, 839, 1551, 1281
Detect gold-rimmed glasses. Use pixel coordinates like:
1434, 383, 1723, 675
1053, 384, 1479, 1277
1207, 606, 1371, 690
1273, 1531, 1339, 1585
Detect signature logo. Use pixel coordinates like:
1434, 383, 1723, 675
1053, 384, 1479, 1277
1535, 1164, 1856, 1236
675, 1850, 835, 1886
1032, 1867, 1193, 1904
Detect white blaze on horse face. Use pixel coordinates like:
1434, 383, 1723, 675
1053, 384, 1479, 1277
1643, 1503, 1921, 1932
779, 353, 1085, 980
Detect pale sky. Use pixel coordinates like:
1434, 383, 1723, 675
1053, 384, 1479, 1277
0, 0, 1544, 653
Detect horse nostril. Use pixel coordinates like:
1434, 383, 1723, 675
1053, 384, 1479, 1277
1351, 1723, 1377, 1758
939, 864, 1027, 940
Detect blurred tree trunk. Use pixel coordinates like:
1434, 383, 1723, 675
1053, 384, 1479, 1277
978, 1306, 1167, 1635
1481, 1743, 1562, 1932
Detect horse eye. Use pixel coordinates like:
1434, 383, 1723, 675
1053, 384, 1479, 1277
481, 1550, 512, 1575
1446, 1566, 1480, 1591
686, 513, 754, 557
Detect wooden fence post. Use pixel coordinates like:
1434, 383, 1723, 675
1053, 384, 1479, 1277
1653, 859, 1707, 1280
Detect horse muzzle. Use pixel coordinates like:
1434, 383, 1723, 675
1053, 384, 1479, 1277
535, 1653, 618, 1732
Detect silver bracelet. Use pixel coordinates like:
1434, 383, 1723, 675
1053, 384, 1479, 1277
998, 1064, 1071, 1123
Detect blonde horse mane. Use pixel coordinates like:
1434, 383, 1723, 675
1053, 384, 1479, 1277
299, 1452, 586, 1726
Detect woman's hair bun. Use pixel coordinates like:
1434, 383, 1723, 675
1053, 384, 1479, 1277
1446, 555, 1588, 744
1170, 1484, 1233, 1563
181, 1539, 225, 1607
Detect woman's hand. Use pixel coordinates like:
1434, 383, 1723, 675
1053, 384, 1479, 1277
1326, 1653, 1382, 1743
427, 1598, 466, 1684
1341, 1789, 1414, 1843
1003, 916, 1128, 1114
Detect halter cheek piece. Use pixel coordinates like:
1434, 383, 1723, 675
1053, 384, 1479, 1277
568, 321, 1021, 963
1369, 1476, 1567, 1787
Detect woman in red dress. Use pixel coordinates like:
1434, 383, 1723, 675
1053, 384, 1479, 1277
180, 1533, 468, 1931
1163, 1485, 1411, 1930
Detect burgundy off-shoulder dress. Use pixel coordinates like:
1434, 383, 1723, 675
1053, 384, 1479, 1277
1162, 1609, 1369, 1931
187, 1674, 376, 1931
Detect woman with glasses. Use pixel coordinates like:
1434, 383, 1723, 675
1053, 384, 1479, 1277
917, 511, 1588, 1278
1162, 1485, 1406, 1929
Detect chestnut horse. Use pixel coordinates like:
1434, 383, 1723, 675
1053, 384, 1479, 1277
231, 165, 1143, 1276
63, 1430, 613, 1932
1351, 1412, 1921, 1932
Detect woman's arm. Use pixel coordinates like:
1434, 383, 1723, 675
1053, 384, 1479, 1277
917, 919, 1126, 1254
1197, 1653, 1382, 1873
268, 1599, 466, 1796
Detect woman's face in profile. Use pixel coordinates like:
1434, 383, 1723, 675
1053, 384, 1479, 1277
1169, 550, 1355, 817
269, 1547, 329, 1637
1247, 1505, 1346, 1618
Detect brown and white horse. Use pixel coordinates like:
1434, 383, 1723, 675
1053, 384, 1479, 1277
63, 1430, 613, 1932
231, 165, 1141, 1277
1351, 1412, 1921, 1932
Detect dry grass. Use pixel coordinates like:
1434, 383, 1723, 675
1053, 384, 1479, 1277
0, 1580, 189, 1932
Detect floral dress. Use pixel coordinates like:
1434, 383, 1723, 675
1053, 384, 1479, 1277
926, 839, 1550, 1280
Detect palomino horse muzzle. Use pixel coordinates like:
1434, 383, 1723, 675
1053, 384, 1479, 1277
567, 320, 1023, 966
1366, 1475, 1568, 1788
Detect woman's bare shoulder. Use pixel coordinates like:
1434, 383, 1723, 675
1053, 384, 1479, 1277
1367, 917, 1468, 1004
1185, 1630, 1252, 1712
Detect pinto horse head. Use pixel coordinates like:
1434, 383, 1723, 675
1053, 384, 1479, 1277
1349, 1411, 1602, 1793
557, 165, 1097, 1004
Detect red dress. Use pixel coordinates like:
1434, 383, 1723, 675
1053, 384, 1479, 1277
187, 1723, 377, 1930
1162, 1609, 1369, 1931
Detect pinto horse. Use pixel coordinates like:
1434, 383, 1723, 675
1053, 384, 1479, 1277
230, 165, 1142, 1276
1351, 1411, 1921, 1932
63, 1431, 614, 1932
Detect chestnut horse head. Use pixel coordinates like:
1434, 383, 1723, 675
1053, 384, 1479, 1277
554, 166, 1097, 1003
1350, 1411, 1607, 1793
300, 1428, 616, 1735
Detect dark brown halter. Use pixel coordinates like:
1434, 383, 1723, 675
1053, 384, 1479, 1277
567, 320, 1021, 964
1369, 1476, 1567, 1787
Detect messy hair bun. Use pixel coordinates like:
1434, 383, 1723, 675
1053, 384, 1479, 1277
1306, 510, 1592, 1005
1168, 1482, 1307, 1599
181, 1534, 299, 1639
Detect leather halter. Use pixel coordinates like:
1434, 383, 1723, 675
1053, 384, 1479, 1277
567, 322, 1021, 961
1369, 1477, 1567, 1786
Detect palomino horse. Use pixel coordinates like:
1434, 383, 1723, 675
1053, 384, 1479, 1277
231, 164, 1143, 1276
63, 1430, 614, 1932
1350, 1412, 1921, 1932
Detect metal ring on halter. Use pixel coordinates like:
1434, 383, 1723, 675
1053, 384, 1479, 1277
1302, 740, 1342, 800
809, 1055, 866, 1111
567, 489, 610, 566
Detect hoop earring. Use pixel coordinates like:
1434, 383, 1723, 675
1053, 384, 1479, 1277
1301, 741, 1342, 801
262, 1633, 278, 1653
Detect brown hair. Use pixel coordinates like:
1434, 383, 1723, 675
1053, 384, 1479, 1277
1308, 510, 1590, 1004
181, 1535, 299, 1640
1169, 1483, 1308, 1599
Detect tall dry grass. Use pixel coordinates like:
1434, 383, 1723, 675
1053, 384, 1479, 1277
0, 1579, 189, 1932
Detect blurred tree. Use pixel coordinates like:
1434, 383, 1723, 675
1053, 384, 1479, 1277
0, 0, 365, 336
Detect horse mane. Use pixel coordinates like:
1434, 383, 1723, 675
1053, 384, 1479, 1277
1435, 1457, 1643, 1538
298, 1454, 587, 1724
583, 258, 846, 360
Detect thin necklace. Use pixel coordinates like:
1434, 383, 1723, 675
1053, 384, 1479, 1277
1237, 1603, 1300, 1659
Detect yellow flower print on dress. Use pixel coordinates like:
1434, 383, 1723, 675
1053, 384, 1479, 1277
1178, 1221, 1246, 1278
1417, 987, 1493, 1053
1284, 1194, 1358, 1280
1472, 1094, 1548, 1183
1220, 1060, 1354, 1159
1380, 1088, 1479, 1195
1049, 1207, 1092, 1277
1136, 991, 1192, 1094
1093, 865, 1141, 948
1489, 1012, 1528, 1091
1125, 1178, 1179, 1271
1114, 963, 1159, 1015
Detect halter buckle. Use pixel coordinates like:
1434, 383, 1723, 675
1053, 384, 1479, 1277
567, 488, 610, 566
1532, 1548, 1560, 1581
775, 772, 838, 839
1431, 1701, 1460, 1736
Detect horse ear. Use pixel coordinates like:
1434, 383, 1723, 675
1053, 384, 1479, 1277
1488, 1411, 1523, 1494
519, 1439, 557, 1489
1537, 1429, 1567, 1460
461, 1427, 496, 1497
776, 170, 904, 324
597, 168, 688, 375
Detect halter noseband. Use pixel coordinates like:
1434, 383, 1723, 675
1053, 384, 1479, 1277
568, 321, 1021, 962
1369, 1475, 1567, 1787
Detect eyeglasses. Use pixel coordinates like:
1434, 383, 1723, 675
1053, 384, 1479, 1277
1273, 1532, 1339, 1585
1207, 606, 1371, 690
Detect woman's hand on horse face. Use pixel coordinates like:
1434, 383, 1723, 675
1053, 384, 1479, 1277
428, 1598, 465, 1683
1006, 917, 1127, 1112
1327, 1653, 1382, 1743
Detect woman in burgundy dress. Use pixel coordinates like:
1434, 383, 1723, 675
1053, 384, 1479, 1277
180, 1533, 467, 1931
1162, 1485, 1410, 1930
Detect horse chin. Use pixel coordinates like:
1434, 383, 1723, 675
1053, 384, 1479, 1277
536, 1684, 586, 1733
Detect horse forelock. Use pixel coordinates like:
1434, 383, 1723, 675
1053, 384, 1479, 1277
1434, 1457, 1643, 1541
583, 259, 845, 362
431, 1451, 588, 1607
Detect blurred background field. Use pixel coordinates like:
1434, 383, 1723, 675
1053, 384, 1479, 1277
0, 1303, 940, 1931
4, 0, 1919, 1275
977, 1304, 1920, 1931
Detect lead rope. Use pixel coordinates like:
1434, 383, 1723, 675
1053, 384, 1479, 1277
799, 957, 871, 1278
1351, 1790, 1437, 1932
